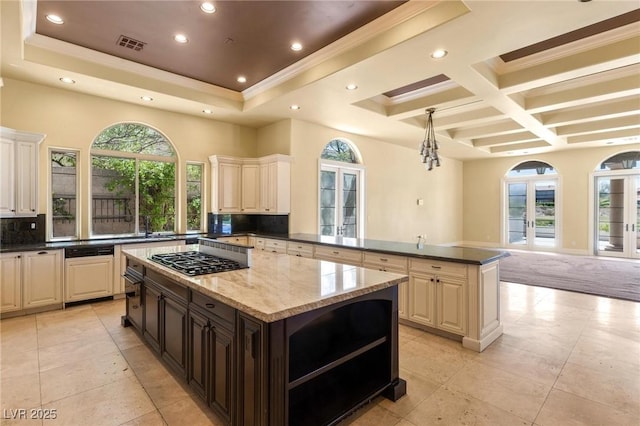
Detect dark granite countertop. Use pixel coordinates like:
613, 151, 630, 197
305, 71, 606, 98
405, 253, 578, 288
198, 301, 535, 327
284, 233, 508, 265
0, 234, 203, 254
2, 232, 508, 265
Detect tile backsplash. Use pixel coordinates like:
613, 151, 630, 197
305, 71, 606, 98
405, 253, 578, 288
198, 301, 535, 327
208, 213, 289, 236
0, 214, 46, 245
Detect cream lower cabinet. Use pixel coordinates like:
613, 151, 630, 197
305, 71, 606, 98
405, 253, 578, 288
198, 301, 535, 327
286, 241, 314, 258
0, 253, 22, 313
363, 252, 408, 319
408, 259, 467, 336
217, 235, 249, 245
65, 255, 114, 302
1, 250, 63, 315
264, 238, 287, 254
23, 250, 63, 309
314, 245, 363, 266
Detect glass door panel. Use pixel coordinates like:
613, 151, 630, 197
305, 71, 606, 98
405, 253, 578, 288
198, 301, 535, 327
507, 183, 527, 245
320, 170, 337, 236
342, 172, 357, 238
596, 175, 640, 258
534, 180, 556, 248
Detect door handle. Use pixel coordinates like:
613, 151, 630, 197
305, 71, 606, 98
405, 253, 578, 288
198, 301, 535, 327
626, 224, 629, 231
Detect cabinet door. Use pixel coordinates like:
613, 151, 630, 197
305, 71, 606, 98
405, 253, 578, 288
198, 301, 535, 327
0, 139, 16, 216
259, 163, 270, 212
398, 281, 409, 319
241, 165, 260, 212
219, 163, 241, 212
238, 314, 264, 426
23, 250, 62, 308
15, 141, 38, 216
188, 309, 209, 400
436, 277, 467, 335
144, 283, 161, 352
64, 255, 114, 302
408, 273, 436, 327
162, 295, 187, 377
210, 322, 234, 423
0, 253, 22, 313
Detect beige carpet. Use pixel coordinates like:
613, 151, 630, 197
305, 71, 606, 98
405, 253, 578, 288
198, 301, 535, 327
499, 251, 640, 302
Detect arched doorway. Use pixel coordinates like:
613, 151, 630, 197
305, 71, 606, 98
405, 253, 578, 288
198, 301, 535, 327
593, 151, 639, 259
318, 138, 364, 238
504, 160, 559, 250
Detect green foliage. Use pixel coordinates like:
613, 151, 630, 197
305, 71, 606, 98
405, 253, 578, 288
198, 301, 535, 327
93, 123, 175, 157
321, 139, 358, 163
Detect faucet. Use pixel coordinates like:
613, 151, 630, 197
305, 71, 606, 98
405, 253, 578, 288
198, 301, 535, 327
144, 216, 151, 237
417, 235, 424, 249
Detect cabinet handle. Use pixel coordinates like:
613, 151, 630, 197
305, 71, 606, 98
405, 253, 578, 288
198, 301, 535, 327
332, 251, 339, 255
430, 278, 434, 282
431, 265, 441, 270
10, 209, 15, 212
31, 209, 35, 212
380, 258, 388, 262
436, 278, 441, 283
205, 303, 215, 309
37, 251, 48, 255
16, 255, 21, 259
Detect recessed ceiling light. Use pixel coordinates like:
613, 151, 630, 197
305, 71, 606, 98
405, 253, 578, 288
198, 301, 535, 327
346, 83, 358, 91
59, 77, 75, 84
430, 49, 448, 59
290, 104, 300, 110
140, 96, 153, 102
290, 42, 303, 51
46, 14, 64, 24
174, 34, 188, 44
237, 76, 247, 83
200, 2, 216, 13
606, 141, 615, 145
202, 109, 213, 114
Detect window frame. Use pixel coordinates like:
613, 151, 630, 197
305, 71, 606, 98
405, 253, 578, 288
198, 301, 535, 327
89, 123, 177, 238
186, 161, 205, 233
48, 147, 80, 241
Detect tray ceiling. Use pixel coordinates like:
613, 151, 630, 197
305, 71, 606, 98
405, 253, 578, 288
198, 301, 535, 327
1, 1, 639, 160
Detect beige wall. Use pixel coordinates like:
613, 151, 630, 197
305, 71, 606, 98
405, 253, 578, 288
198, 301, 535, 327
287, 119, 463, 244
463, 146, 638, 253
256, 120, 291, 157
1, 78, 257, 237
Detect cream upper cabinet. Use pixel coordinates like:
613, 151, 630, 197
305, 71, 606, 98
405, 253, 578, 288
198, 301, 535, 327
209, 156, 242, 213
259, 155, 291, 214
210, 154, 290, 214
0, 127, 45, 218
23, 250, 63, 309
0, 253, 22, 313
241, 163, 260, 212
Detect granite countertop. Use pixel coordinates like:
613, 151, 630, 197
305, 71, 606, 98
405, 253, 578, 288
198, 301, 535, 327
123, 245, 408, 323
284, 233, 508, 265
0, 234, 202, 253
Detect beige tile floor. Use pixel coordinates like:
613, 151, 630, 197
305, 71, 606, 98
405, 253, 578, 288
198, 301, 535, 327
1, 282, 639, 425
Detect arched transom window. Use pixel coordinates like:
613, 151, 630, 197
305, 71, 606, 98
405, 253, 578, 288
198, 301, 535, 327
91, 123, 176, 236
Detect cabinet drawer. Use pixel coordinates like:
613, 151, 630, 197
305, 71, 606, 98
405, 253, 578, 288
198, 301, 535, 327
190, 291, 235, 325
286, 242, 314, 258
217, 236, 249, 245
314, 245, 363, 266
254, 238, 266, 250
363, 252, 407, 272
409, 258, 467, 278
265, 239, 287, 254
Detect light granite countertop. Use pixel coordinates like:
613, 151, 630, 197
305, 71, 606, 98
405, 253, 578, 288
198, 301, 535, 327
123, 245, 408, 323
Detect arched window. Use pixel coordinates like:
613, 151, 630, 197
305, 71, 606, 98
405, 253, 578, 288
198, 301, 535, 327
91, 123, 177, 236
320, 139, 360, 163
593, 150, 640, 258
504, 160, 559, 250
319, 138, 364, 238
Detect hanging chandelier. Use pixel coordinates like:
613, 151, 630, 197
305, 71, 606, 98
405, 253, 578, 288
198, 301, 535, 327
419, 108, 440, 171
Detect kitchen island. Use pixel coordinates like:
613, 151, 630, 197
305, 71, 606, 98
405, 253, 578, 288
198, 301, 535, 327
122, 245, 408, 426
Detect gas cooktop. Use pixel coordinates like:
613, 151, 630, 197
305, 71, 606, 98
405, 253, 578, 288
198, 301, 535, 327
150, 251, 246, 276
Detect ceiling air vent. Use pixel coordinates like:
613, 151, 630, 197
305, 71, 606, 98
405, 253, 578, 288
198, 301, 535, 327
116, 35, 146, 51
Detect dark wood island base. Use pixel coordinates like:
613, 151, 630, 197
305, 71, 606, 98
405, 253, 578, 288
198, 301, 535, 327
121, 252, 407, 426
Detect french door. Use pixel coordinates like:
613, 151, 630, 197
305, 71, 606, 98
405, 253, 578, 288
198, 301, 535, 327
505, 178, 558, 250
319, 163, 362, 238
595, 174, 640, 259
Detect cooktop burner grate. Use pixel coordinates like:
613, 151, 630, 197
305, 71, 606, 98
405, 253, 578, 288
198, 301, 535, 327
150, 251, 246, 276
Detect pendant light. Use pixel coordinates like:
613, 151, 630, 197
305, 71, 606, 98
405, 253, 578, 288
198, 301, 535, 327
419, 108, 440, 171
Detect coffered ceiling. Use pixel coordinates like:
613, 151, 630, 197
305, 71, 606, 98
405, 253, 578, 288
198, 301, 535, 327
1, 0, 639, 160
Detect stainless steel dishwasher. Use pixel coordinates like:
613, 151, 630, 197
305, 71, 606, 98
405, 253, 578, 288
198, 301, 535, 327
64, 245, 115, 303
